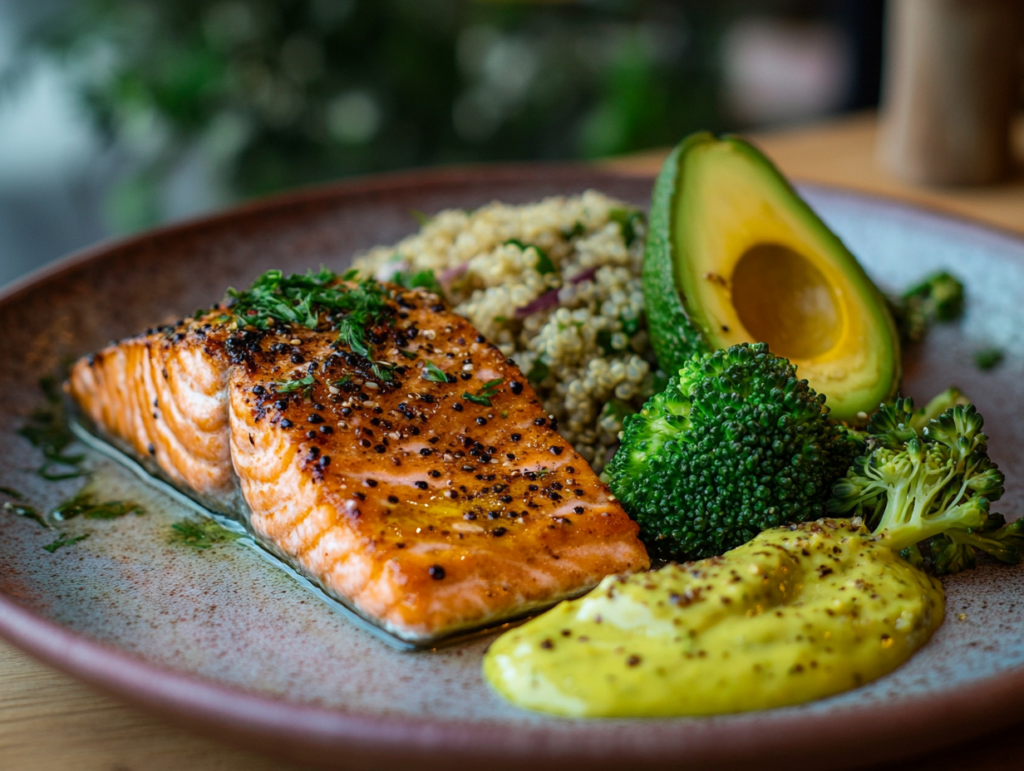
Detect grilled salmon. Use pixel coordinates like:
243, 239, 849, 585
69, 270, 649, 643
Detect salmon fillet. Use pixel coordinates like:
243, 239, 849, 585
68, 272, 649, 642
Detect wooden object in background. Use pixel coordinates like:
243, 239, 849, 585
879, 0, 1022, 186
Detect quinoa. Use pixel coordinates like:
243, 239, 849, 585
353, 191, 659, 472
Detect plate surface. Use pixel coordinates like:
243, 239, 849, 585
1, 166, 1023, 771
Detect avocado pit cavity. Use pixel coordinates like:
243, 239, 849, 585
731, 243, 842, 361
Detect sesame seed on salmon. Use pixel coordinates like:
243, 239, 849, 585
68, 272, 649, 643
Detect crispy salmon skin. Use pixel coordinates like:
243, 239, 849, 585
68, 270, 649, 642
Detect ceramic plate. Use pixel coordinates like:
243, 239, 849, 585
1, 166, 1022, 771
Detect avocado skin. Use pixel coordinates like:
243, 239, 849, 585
642, 132, 714, 374
641, 132, 901, 421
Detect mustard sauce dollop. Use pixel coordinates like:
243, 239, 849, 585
484, 519, 944, 717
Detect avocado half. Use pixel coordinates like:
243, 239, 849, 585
643, 132, 900, 423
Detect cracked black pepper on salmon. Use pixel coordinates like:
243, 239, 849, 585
68, 269, 649, 642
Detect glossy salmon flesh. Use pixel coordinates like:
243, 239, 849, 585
69, 270, 649, 643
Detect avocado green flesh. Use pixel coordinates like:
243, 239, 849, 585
642, 132, 900, 423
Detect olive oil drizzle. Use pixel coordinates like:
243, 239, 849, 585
2, 377, 150, 553
52, 490, 144, 521
17, 376, 87, 481
169, 518, 241, 550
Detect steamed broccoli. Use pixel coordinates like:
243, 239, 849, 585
607, 343, 859, 560
889, 271, 965, 344
828, 398, 1018, 574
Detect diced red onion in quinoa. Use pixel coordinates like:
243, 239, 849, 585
438, 263, 470, 291
513, 266, 600, 319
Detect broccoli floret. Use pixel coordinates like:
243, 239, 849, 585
909, 386, 969, 428
828, 398, 1015, 574
889, 271, 965, 344
837, 388, 968, 449
607, 342, 859, 560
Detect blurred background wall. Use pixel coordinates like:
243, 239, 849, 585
0, 0, 883, 287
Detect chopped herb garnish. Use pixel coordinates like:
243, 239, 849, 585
332, 375, 352, 389
493, 315, 508, 324
52, 491, 144, 521
399, 349, 418, 360
620, 314, 641, 337
371, 361, 395, 382
0, 486, 25, 500
608, 207, 645, 246
564, 220, 586, 239
226, 269, 392, 362
526, 358, 550, 384
337, 317, 371, 358
600, 399, 637, 424
392, 269, 445, 298
273, 374, 315, 396
463, 378, 504, 407
596, 329, 616, 355
169, 518, 240, 550
3, 501, 49, 528
342, 268, 360, 281
506, 239, 555, 275
19, 376, 88, 481
44, 532, 89, 553
422, 361, 449, 383
411, 209, 432, 226
975, 347, 1005, 371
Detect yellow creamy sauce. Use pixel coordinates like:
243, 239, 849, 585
484, 519, 944, 717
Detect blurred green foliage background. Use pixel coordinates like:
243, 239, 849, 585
15, 0, 723, 230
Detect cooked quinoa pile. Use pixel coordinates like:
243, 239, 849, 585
353, 191, 658, 472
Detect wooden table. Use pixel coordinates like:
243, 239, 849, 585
3, 112, 1024, 771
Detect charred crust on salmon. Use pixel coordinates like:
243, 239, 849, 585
67, 268, 650, 644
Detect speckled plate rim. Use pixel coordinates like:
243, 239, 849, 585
0, 163, 1022, 771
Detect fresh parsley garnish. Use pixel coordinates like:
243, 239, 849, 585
170, 518, 240, 550
526, 357, 550, 384
600, 399, 637, 424
19, 376, 88, 481
43, 533, 89, 553
371, 361, 395, 382
506, 239, 555, 276
273, 374, 315, 396
52, 491, 144, 521
422, 361, 449, 383
392, 268, 445, 297
564, 220, 586, 239
3, 500, 49, 529
463, 378, 503, 407
975, 347, 1005, 371
608, 207, 645, 247
399, 349, 418, 360
227, 269, 392, 361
